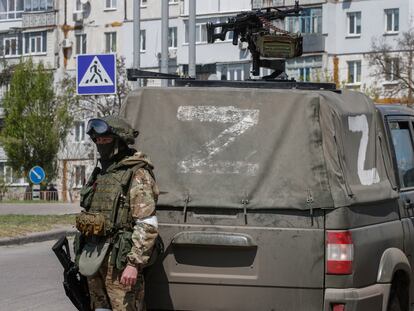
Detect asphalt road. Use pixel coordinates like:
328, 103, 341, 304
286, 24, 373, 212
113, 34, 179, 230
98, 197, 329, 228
0, 240, 76, 311
0, 203, 81, 215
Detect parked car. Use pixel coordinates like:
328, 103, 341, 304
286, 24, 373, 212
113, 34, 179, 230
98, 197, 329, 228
122, 80, 414, 311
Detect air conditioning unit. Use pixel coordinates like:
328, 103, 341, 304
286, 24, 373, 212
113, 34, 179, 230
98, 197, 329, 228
62, 39, 73, 49
168, 48, 177, 59
238, 41, 248, 50
73, 12, 84, 22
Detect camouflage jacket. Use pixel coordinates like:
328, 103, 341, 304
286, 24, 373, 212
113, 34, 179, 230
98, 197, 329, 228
123, 152, 160, 268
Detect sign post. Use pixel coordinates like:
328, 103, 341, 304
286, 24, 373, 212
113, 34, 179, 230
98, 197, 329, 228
29, 166, 45, 200
76, 54, 117, 95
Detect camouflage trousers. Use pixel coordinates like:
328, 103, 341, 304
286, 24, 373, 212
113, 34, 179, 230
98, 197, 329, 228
87, 254, 146, 311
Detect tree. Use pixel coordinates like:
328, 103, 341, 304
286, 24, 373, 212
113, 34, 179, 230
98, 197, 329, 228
367, 28, 414, 104
0, 59, 72, 183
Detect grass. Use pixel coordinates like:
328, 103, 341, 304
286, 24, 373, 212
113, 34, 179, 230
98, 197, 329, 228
0, 214, 76, 238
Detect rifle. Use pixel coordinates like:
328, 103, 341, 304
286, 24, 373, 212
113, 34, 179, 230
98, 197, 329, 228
206, 1, 303, 77
52, 236, 92, 311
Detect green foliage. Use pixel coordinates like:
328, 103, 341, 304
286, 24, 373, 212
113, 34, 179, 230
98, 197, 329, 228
0, 59, 72, 182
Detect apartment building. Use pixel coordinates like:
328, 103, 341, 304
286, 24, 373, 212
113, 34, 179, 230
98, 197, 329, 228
0, 0, 413, 199
0, 0, 59, 192
324, 0, 412, 100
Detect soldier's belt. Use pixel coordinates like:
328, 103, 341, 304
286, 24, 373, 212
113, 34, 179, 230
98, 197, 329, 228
75, 211, 106, 237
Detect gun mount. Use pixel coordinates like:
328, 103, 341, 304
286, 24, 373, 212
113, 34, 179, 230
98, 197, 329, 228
206, 1, 303, 77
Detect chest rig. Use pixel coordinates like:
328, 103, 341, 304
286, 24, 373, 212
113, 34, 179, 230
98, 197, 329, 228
80, 161, 152, 236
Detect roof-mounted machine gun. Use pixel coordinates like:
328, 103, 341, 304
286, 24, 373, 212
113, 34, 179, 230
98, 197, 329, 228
206, 1, 303, 78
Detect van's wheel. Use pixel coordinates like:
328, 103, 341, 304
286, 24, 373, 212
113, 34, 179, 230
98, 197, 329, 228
387, 277, 409, 311
387, 286, 402, 311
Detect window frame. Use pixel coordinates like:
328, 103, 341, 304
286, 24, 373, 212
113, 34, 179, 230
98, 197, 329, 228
185, 22, 207, 44
75, 33, 86, 54
3, 36, 19, 57
23, 31, 47, 55
104, 0, 117, 11
140, 29, 146, 52
347, 11, 361, 37
168, 26, 177, 49
386, 116, 414, 191
384, 8, 399, 34
74, 165, 86, 188
0, 0, 24, 20
347, 60, 362, 85
105, 31, 117, 53
385, 57, 399, 82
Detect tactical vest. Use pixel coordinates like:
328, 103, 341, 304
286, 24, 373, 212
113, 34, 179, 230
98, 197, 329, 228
79, 161, 152, 236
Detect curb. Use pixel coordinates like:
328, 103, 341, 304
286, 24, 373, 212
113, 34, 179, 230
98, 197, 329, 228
0, 227, 77, 246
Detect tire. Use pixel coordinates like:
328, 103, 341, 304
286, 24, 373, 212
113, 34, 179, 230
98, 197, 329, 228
387, 283, 405, 311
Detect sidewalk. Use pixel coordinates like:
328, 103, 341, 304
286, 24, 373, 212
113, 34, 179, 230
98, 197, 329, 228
0, 226, 77, 246
0, 202, 81, 215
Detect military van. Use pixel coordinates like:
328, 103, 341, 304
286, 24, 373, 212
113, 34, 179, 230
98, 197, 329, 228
121, 81, 414, 311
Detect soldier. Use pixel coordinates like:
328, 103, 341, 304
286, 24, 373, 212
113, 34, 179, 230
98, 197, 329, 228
75, 116, 159, 311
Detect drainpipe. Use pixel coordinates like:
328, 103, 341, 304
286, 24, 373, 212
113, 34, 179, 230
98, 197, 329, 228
333, 55, 339, 88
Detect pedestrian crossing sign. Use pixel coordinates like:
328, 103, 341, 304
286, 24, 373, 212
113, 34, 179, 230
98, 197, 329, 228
77, 54, 116, 95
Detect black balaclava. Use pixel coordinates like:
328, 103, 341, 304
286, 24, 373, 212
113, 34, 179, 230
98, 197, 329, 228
96, 135, 134, 172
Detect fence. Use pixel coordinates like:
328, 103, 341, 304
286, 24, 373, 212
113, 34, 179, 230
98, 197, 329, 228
1, 190, 81, 202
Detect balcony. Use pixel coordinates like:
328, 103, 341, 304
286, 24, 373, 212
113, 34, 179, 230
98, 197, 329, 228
22, 10, 56, 29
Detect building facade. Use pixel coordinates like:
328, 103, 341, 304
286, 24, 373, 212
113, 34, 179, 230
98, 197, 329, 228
0, 0, 413, 200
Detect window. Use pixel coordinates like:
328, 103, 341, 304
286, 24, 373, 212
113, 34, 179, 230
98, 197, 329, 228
385, 9, 399, 33
0, 162, 24, 184
299, 67, 311, 82
347, 61, 361, 84
389, 121, 414, 188
24, 31, 47, 54
168, 27, 177, 48
105, 32, 116, 53
385, 58, 399, 81
4, 36, 18, 56
74, 121, 85, 142
347, 12, 361, 36
185, 23, 207, 43
105, 0, 117, 10
140, 0, 147, 7
140, 29, 146, 51
74, 165, 86, 188
285, 7, 322, 34
75, 33, 86, 54
24, 0, 53, 11
74, 0, 82, 12
0, 0, 23, 20
169, 0, 178, 3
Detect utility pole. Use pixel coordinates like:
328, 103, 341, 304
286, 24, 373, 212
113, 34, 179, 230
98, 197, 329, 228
161, 0, 169, 87
133, 0, 141, 88
189, 0, 196, 78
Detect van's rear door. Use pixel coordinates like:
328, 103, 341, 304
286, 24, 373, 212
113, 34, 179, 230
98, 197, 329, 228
146, 207, 325, 311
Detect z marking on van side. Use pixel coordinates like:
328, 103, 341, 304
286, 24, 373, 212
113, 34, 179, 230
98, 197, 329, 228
177, 106, 260, 175
348, 114, 380, 186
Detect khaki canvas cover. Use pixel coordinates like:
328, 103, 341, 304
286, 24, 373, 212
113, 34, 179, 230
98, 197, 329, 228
121, 87, 397, 210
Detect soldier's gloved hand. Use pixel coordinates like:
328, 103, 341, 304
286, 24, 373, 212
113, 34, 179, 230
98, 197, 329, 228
120, 265, 138, 286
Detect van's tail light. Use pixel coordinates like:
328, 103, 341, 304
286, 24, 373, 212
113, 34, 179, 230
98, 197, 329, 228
326, 231, 353, 275
332, 304, 345, 311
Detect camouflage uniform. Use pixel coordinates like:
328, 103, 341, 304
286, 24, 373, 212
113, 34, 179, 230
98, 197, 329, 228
87, 152, 159, 311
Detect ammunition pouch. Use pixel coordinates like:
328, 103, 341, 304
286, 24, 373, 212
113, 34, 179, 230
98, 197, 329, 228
76, 211, 106, 237
256, 33, 303, 59
110, 230, 133, 270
